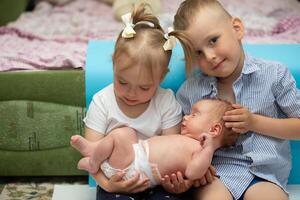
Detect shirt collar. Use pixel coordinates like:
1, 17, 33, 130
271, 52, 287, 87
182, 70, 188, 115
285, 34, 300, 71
242, 53, 261, 75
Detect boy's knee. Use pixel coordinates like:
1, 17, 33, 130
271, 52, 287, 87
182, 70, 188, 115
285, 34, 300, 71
244, 182, 288, 200
195, 178, 233, 200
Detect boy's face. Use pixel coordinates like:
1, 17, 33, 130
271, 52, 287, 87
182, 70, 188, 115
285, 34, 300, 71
186, 6, 244, 80
181, 100, 217, 139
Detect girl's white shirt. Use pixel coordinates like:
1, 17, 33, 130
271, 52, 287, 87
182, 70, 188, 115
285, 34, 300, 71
84, 84, 182, 139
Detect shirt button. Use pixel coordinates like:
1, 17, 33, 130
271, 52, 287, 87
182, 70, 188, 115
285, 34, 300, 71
250, 166, 257, 172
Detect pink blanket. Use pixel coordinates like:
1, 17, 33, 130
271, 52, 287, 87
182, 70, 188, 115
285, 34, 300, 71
1, 0, 299, 72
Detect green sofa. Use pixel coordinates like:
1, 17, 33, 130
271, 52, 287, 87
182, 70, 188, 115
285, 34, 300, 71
0, 0, 29, 26
0, 70, 87, 176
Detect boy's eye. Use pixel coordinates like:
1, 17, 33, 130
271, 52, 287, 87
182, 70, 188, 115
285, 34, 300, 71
195, 50, 202, 56
209, 37, 218, 45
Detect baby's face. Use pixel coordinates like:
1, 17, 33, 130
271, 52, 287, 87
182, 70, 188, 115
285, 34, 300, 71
181, 100, 216, 139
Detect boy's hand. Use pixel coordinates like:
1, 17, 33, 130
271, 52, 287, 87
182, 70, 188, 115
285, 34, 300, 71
161, 171, 192, 194
106, 171, 150, 193
223, 103, 254, 134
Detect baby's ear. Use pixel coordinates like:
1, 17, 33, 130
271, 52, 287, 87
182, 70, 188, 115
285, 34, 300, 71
231, 17, 244, 40
209, 123, 223, 137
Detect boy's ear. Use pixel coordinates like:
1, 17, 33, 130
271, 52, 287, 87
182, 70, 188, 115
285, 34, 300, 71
209, 123, 223, 137
231, 17, 244, 40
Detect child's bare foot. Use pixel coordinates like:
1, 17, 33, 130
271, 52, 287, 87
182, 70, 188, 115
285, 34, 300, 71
77, 157, 99, 174
70, 135, 92, 157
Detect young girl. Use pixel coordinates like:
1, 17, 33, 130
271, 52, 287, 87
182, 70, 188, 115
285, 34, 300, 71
83, 4, 204, 200
172, 0, 300, 200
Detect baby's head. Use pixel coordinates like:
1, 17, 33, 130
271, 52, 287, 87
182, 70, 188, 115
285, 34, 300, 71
173, 0, 245, 78
181, 98, 238, 148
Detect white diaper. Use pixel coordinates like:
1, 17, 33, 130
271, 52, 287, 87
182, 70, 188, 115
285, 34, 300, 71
100, 140, 161, 187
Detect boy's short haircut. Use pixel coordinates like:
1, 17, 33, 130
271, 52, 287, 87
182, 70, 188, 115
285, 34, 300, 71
174, 0, 232, 31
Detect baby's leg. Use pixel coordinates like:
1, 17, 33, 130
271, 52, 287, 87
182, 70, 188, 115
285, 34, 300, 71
70, 135, 96, 157
243, 181, 288, 200
194, 178, 233, 200
75, 127, 138, 173
105, 127, 138, 169
71, 134, 115, 173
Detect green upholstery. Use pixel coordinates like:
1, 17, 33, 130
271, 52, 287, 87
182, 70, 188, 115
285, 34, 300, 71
0, 70, 87, 176
0, 0, 28, 26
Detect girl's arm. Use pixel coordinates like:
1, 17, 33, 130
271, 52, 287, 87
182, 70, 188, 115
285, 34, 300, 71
85, 127, 149, 193
161, 123, 181, 135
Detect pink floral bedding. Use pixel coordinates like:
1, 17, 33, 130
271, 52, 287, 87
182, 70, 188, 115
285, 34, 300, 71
0, 0, 299, 72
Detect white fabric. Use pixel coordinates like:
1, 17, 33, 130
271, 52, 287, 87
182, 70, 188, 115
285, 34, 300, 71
84, 84, 182, 139
100, 140, 161, 187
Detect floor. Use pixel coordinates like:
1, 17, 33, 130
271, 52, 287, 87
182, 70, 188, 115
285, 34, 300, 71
1, 177, 300, 200
0, 176, 87, 200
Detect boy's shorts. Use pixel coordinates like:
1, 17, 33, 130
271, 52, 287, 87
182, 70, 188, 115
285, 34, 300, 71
238, 176, 267, 200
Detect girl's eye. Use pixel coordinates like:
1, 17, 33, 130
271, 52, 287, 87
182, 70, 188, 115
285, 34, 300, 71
140, 87, 150, 91
119, 80, 127, 85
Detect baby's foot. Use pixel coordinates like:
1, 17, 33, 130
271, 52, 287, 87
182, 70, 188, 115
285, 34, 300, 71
77, 157, 99, 174
70, 135, 92, 157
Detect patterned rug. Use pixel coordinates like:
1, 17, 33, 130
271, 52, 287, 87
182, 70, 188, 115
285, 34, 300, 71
0, 176, 87, 200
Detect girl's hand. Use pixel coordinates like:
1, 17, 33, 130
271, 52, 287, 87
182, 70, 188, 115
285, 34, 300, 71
223, 103, 254, 134
161, 171, 192, 194
106, 171, 150, 193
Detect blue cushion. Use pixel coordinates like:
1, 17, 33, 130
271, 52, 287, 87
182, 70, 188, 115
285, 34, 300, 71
86, 40, 300, 186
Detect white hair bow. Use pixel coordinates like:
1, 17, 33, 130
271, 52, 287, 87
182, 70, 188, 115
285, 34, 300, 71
121, 13, 136, 38
163, 27, 176, 51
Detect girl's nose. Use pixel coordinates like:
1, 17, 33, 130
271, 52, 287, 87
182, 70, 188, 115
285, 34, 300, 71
127, 86, 137, 96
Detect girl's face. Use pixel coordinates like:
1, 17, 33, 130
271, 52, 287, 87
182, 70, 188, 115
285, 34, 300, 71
186, 7, 244, 81
181, 100, 216, 139
113, 64, 162, 106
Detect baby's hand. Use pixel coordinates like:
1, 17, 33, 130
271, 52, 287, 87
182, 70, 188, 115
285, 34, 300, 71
223, 103, 254, 134
161, 172, 192, 194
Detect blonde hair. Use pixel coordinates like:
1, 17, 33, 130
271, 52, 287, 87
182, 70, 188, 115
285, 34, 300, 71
113, 3, 195, 81
173, 0, 232, 75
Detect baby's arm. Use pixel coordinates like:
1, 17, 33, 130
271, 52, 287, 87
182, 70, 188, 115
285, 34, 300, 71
185, 144, 215, 180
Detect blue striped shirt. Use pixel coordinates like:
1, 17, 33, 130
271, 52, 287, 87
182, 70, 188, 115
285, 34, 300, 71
176, 54, 300, 199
